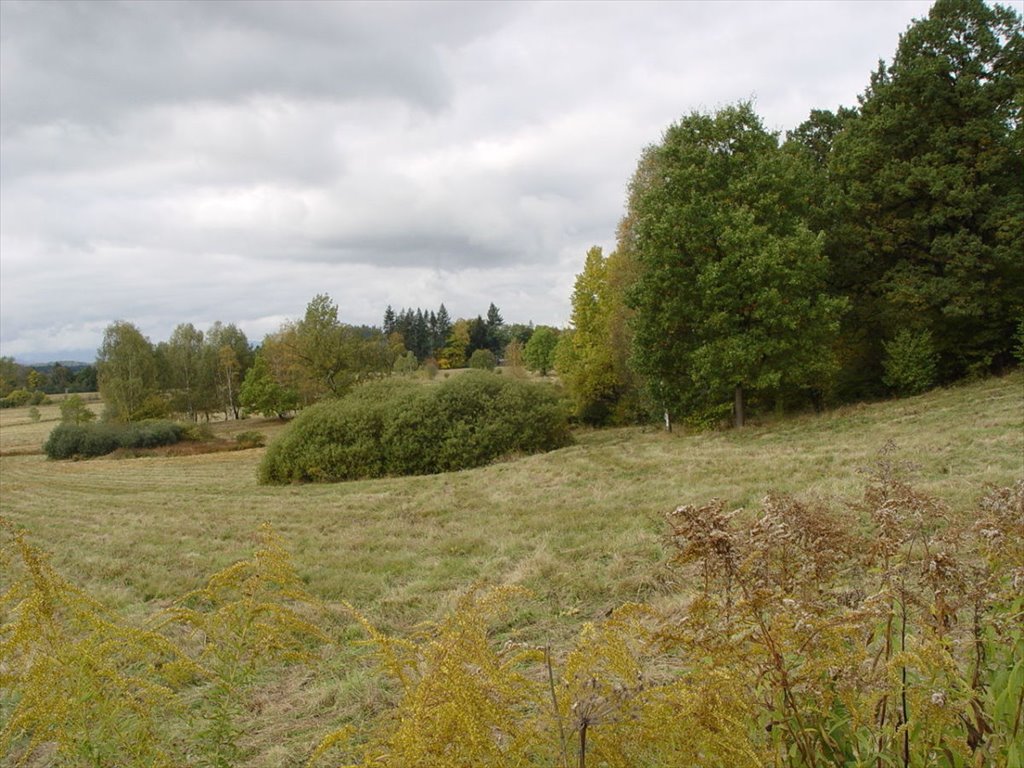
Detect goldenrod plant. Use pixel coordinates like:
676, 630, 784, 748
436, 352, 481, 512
311, 586, 545, 768
0, 518, 196, 766
162, 523, 329, 767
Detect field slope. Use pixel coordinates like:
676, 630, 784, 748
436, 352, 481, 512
1, 372, 1021, 764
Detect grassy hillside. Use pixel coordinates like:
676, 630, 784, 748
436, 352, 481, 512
1, 372, 1021, 765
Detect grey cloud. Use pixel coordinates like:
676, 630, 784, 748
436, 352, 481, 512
0, 0, 511, 132
1, 0, 936, 362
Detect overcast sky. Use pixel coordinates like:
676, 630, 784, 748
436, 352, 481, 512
1, 0, 935, 363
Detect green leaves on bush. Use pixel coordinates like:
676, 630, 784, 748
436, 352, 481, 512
259, 372, 572, 484
882, 328, 938, 396
43, 420, 185, 460
234, 430, 265, 448
59, 394, 96, 425
0, 389, 48, 409
468, 348, 497, 371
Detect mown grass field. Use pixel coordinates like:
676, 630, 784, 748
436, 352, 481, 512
1, 372, 1022, 765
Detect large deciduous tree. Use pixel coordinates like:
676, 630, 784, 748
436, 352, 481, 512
522, 326, 559, 377
239, 353, 298, 418
286, 294, 393, 400
555, 246, 640, 424
96, 321, 160, 422
628, 103, 846, 427
206, 322, 253, 419
163, 323, 209, 421
256, 294, 394, 406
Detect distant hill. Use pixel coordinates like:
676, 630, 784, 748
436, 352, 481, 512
15, 360, 93, 371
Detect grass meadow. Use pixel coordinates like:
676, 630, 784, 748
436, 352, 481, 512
1, 372, 1022, 765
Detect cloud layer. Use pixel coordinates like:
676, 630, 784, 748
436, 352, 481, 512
1, 0, 934, 362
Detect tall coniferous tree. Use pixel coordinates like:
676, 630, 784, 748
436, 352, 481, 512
829, 0, 1023, 388
485, 303, 505, 355
434, 304, 453, 355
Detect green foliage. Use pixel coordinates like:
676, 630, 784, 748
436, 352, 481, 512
628, 103, 845, 427
2, 389, 33, 408
27, 407, 40, 423
287, 293, 395, 399
468, 348, 497, 371
1014, 315, 1024, 365
556, 247, 641, 425
239, 353, 299, 418
97, 320, 160, 423
43, 420, 185, 459
234, 430, 266, 448
60, 393, 97, 425
522, 325, 559, 377
393, 350, 419, 374
827, 0, 1023, 386
882, 328, 939, 396
128, 392, 171, 421
0, 356, 24, 397
259, 372, 573, 484
503, 339, 527, 377
179, 421, 214, 442
43, 423, 120, 459
0, 389, 46, 409
205, 321, 254, 419
440, 319, 471, 369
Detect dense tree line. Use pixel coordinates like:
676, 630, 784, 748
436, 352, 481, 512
0, 357, 96, 400
94, 320, 255, 422
556, 0, 1022, 428
240, 294, 399, 418
83, 293, 556, 422
381, 301, 538, 368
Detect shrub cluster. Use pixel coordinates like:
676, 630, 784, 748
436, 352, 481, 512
234, 430, 266, 448
259, 372, 572, 484
43, 420, 186, 459
0, 390, 49, 409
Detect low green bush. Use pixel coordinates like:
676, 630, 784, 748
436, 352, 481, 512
882, 328, 938, 396
468, 348, 497, 371
1, 389, 33, 408
235, 431, 266, 448
43, 420, 185, 459
260, 372, 572, 484
179, 422, 214, 442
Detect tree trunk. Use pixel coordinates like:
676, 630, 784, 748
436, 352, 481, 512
733, 384, 745, 428
663, 409, 672, 433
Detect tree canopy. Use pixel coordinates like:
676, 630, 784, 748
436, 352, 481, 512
826, 0, 1023, 392
96, 321, 160, 422
627, 103, 845, 426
